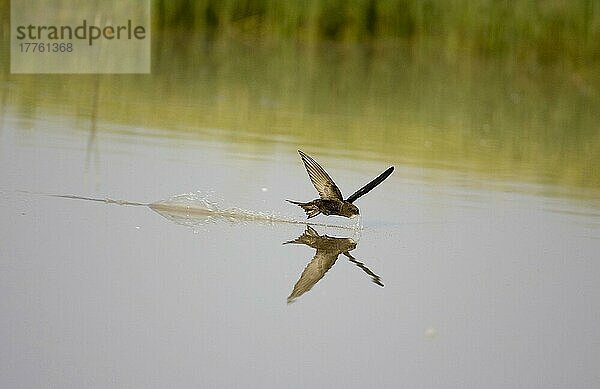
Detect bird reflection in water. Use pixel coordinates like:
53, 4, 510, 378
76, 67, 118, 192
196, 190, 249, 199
285, 225, 383, 303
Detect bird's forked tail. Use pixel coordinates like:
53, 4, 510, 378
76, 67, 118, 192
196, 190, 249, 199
286, 200, 321, 219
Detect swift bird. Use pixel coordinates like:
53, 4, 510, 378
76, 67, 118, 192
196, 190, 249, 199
287, 150, 394, 218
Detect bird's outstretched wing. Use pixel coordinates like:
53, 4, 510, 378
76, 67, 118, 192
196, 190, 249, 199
298, 150, 343, 201
287, 249, 338, 303
346, 166, 394, 204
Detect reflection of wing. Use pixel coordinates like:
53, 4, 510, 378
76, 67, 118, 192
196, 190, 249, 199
346, 166, 394, 203
287, 249, 339, 303
298, 150, 343, 201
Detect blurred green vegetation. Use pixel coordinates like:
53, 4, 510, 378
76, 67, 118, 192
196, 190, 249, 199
1, 0, 598, 64
154, 0, 600, 63
3, 39, 599, 197
0, 1, 598, 198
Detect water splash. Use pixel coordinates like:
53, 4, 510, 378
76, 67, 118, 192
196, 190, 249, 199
23, 190, 363, 233
149, 191, 362, 232
150, 192, 284, 226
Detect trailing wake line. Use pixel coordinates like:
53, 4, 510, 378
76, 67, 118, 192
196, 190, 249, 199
36, 192, 361, 231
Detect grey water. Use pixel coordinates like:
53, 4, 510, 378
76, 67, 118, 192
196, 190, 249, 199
1, 38, 599, 388
1, 110, 599, 388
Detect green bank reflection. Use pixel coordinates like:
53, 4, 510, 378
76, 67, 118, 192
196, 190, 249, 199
1, 35, 599, 198
285, 226, 383, 303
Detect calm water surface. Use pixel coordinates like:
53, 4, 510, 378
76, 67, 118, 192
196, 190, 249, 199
1, 39, 599, 388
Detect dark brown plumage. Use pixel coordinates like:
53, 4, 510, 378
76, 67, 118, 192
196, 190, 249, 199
287, 150, 394, 218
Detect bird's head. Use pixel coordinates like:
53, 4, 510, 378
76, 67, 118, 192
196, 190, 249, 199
341, 202, 360, 218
